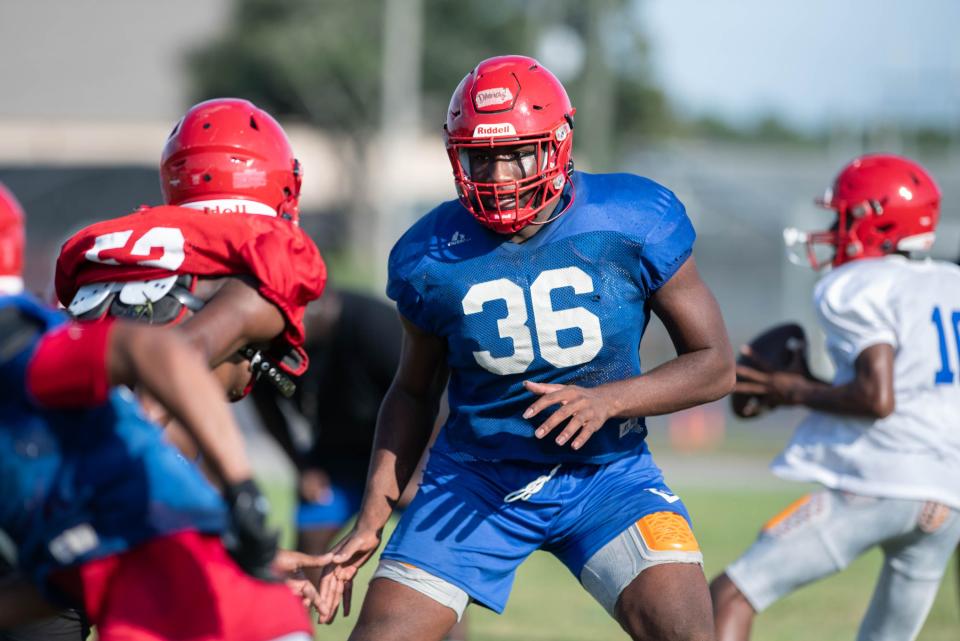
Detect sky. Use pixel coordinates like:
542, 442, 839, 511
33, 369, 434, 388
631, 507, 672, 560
638, 0, 960, 130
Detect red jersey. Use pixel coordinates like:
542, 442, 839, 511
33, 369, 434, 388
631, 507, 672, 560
55, 205, 326, 375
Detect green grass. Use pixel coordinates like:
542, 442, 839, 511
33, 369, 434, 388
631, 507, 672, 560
263, 484, 959, 641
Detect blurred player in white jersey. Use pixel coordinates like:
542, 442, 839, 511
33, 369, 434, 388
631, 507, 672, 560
711, 154, 960, 641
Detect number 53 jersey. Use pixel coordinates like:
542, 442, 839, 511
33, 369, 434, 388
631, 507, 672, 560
388, 171, 695, 464
54, 205, 326, 376
773, 255, 960, 509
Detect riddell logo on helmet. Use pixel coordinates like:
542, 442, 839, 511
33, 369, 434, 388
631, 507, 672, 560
473, 123, 517, 137
475, 87, 513, 109
205, 203, 251, 215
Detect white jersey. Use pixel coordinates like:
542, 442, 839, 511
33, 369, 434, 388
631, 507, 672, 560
771, 255, 960, 509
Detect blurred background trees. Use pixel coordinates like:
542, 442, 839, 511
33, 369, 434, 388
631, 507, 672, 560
188, 0, 672, 170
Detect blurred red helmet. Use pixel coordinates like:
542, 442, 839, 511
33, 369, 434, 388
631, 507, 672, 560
0, 182, 25, 288
786, 154, 941, 269
160, 98, 302, 222
444, 55, 575, 234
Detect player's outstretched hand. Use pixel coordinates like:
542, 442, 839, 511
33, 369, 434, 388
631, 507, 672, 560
274, 550, 334, 612
287, 577, 321, 610
273, 549, 334, 576
315, 526, 382, 624
734, 361, 812, 407
522, 380, 614, 450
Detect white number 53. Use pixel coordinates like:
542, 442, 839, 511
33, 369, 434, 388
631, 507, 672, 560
85, 227, 186, 271
461, 266, 602, 375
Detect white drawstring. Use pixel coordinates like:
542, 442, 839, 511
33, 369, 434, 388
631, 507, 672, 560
503, 464, 562, 503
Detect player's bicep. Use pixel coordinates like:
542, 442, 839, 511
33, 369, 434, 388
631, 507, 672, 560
392, 314, 448, 401
650, 256, 732, 357
852, 343, 895, 417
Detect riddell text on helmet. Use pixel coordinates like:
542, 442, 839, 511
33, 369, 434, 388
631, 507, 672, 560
472, 123, 517, 137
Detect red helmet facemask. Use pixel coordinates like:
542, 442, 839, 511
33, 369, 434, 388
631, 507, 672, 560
444, 55, 576, 234
0, 182, 26, 289
160, 98, 302, 223
784, 154, 940, 269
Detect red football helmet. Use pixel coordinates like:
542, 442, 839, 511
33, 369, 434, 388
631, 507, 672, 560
785, 154, 941, 269
160, 98, 302, 222
0, 182, 25, 286
444, 55, 576, 234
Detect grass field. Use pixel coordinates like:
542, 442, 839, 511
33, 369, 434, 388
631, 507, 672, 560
263, 483, 959, 641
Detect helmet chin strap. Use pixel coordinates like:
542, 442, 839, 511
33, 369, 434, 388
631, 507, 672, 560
239, 346, 296, 398
527, 175, 576, 227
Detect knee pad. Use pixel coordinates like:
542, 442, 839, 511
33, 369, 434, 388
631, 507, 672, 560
581, 512, 703, 615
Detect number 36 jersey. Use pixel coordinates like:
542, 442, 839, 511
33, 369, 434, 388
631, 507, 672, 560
388, 171, 695, 464
773, 255, 960, 509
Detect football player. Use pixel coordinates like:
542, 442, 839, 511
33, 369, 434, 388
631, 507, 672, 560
252, 289, 403, 557
0, 182, 93, 641
55, 98, 326, 407
253, 289, 470, 639
710, 154, 960, 641
0, 291, 330, 641
315, 56, 736, 641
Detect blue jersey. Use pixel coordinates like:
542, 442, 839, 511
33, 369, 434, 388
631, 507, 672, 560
0, 294, 226, 588
387, 171, 695, 464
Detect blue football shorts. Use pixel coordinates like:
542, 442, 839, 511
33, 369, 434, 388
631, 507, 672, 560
380, 445, 697, 613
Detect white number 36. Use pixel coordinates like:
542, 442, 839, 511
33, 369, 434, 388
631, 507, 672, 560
461, 266, 603, 375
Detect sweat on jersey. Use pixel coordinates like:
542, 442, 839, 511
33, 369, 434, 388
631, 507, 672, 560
772, 255, 960, 509
0, 294, 226, 596
387, 171, 695, 465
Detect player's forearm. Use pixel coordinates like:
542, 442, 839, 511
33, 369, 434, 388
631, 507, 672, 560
111, 325, 253, 484
792, 344, 894, 418
604, 345, 735, 418
792, 378, 893, 418
356, 384, 439, 532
